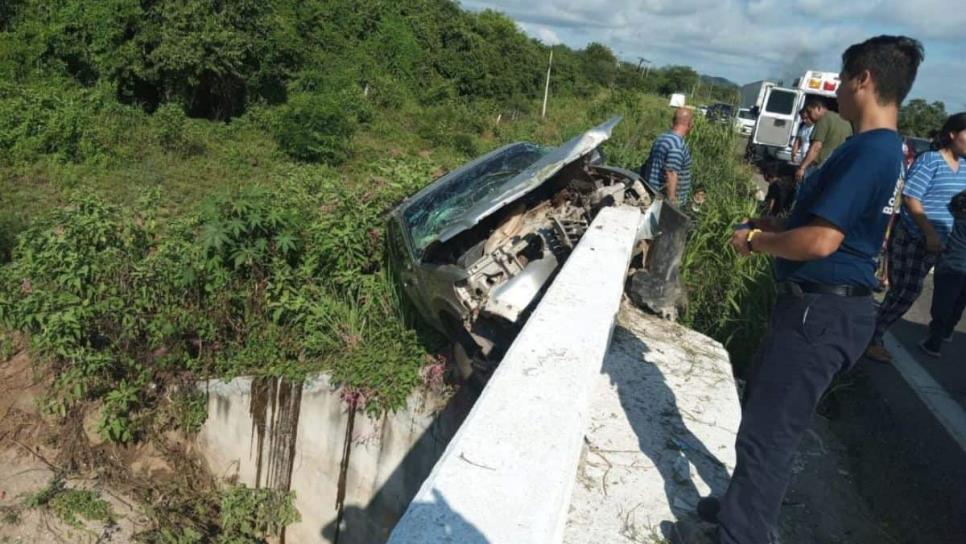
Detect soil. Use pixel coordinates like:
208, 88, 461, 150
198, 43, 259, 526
0, 350, 199, 543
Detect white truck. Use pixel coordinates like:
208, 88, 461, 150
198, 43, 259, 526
749, 71, 841, 162
735, 80, 775, 137
739, 80, 776, 111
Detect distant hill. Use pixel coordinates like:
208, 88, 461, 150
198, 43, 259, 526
700, 75, 738, 88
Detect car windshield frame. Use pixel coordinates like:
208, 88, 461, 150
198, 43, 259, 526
401, 143, 551, 257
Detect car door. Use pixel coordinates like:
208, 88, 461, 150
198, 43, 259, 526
753, 87, 802, 147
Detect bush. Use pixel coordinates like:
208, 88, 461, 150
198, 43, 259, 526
217, 486, 299, 544
0, 81, 107, 164
275, 92, 365, 165
26, 479, 114, 529
415, 101, 490, 157
0, 176, 437, 435
153, 103, 200, 155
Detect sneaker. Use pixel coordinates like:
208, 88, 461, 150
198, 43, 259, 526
864, 343, 892, 363
696, 496, 721, 524
944, 333, 954, 343
918, 339, 942, 358
670, 517, 718, 544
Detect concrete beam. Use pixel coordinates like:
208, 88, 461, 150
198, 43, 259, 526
388, 206, 642, 544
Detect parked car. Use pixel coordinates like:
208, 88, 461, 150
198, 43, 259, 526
705, 102, 735, 124
386, 117, 688, 377
734, 107, 756, 136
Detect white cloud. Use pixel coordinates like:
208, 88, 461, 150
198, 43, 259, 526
519, 22, 563, 45
463, 0, 963, 105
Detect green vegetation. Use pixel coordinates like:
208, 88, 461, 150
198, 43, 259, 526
681, 121, 774, 368
217, 486, 300, 544
899, 98, 948, 138
0, 0, 765, 435
25, 478, 114, 529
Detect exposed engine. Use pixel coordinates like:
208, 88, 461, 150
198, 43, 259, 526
440, 166, 652, 357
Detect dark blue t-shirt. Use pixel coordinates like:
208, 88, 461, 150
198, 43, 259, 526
774, 129, 903, 288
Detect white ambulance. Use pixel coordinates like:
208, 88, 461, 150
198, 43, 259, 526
750, 71, 841, 163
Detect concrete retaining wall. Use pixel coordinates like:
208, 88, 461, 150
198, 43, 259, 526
197, 375, 474, 543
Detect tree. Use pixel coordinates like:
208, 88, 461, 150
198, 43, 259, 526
657, 65, 698, 96
581, 42, 618, 88
899, 99, 947, 138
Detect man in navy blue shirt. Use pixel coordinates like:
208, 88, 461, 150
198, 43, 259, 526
671, 36, 924, 544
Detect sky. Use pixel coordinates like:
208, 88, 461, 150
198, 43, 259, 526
462, 0, 965, 111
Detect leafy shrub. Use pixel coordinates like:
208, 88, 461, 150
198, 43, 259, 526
275, 92, 367, 165
0, 81, 107, 164
0, 173, 437, 433
0, 198, 152, 421
415, 101, 489, 157
153, 103, 204, 155
26, 479, 114, 529
217, 486, 299, 544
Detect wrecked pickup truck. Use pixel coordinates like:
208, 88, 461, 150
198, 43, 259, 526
387, 117, 689, 378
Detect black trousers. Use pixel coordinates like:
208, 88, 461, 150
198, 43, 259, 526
928, 266, 966, 344
718, 292, 875, 544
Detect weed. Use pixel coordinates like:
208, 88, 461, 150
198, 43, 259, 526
680, 118, 774, 373
25, 478, 114, 529
171, 391, 209, 434
217, 486, 299, 544
0, 505, 22, 525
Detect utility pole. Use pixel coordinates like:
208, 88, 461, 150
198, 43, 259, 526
542, 47, 554, 119
638, 57, 651, 78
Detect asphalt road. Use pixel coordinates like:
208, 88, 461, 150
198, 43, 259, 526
885, 270, 966, 411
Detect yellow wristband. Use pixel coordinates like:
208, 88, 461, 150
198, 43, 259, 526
746, 228, 763, 251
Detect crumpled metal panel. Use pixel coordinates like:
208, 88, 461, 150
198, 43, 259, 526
433, 116, 622, 248
482, 255, 559, 322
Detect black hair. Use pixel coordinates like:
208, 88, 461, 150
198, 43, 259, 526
803, 95, 828, 111
841, 35, 924, 105
934, 112, 966, 151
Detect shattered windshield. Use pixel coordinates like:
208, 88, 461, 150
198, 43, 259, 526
403, 143, 550, 256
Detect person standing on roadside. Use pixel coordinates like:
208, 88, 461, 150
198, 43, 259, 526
642, 108, 694, 207
790, 109, 814, 165
866, 112, 966, 362
670, 35, 924, 544
794, 95, 853, 184
920, 189, 966, 356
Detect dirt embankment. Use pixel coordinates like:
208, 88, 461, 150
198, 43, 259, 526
0, 349, 216, 543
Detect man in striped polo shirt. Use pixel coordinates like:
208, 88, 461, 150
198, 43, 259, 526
641, 108, 694, 206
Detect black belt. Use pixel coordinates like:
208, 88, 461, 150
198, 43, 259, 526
776, 281, 872, 297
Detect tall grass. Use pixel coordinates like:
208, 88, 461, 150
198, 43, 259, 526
682, 119, 774, 374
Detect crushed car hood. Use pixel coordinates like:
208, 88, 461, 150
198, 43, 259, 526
399, 116, 622, 259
